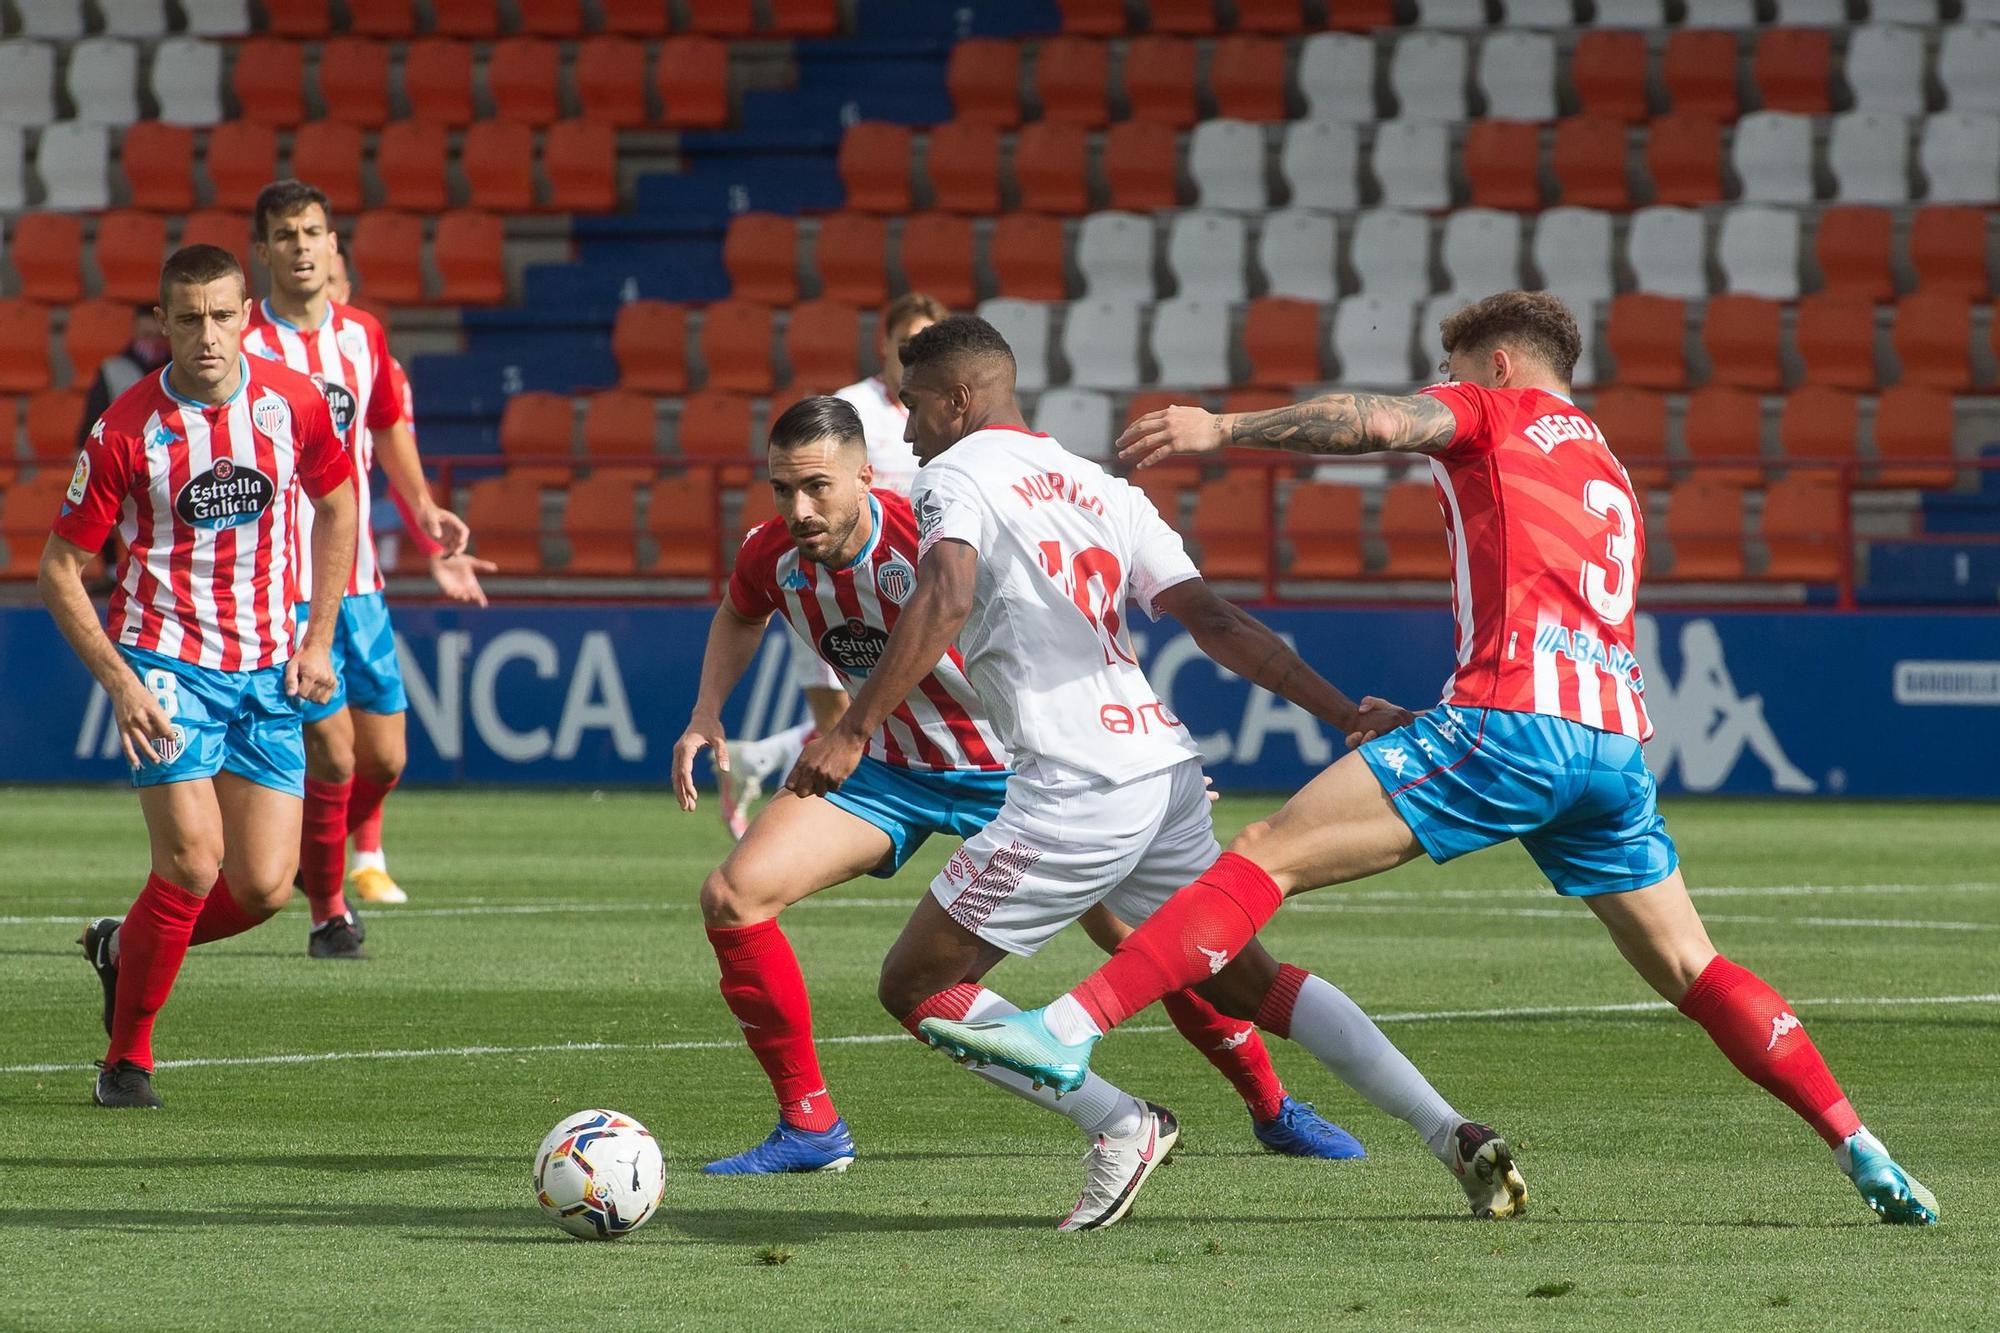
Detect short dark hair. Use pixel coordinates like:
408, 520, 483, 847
882, 291, 948, 342
898, 314, 1015, 377
768, 395, 865, 452
158, 244, 245, 309
1438, 290, 1582, 384
253, 178, 333, 242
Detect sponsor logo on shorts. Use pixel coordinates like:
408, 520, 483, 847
176, 457, 275, 530
819, 618, 889, 674
1377, 744, 1411, 776
945, 839, 1041, 933
876, 554, 916, 606
140, 724, 187, 769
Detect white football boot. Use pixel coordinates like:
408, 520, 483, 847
1447, 1120, 1528, 1219
1057, 1102, 1181, 1232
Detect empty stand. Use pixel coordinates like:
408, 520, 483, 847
723, 214, 800, 306
1015, 121, 1090, 215
1627, 207, 1708, 299
1891, 293, 1973, 391
1606, 293, 1688, 388
926, 120, 1002, 214
814, 214, 891, 306
1909, 206, 1990, 296
1760, 476, 1843, 581
1717, 206, 1802, 300
1280, 119, 1361, 212
1378, 482, 1450, 580
1258, 209, 1338, 302
1796, 294, 1881, 388
1105, 120, 1181, 211
1125, 36, 1199, 129
990, 213, 1068, 300
1871, 384, 1958, 488
1063, 299, 1143, 390
612, 301, 688, 393
1702, 294, 1785, 391
1282, 482, 1365, 579
899, 213, 976, 308
434, 210, 506, 305
1243, 296, 1322, 386
1663, 480, 1746, 580
1463, 119, 1542, 211
351, 211, 426, 304
1192, 475, 1274, 582
1815, 205, 1896, 300
699, 300, 776, 394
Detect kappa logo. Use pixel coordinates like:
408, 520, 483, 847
1767, 1011, 1802, 1050
251, 390, 292, 442
780, 567, 811, 592
1378, 744, 1411, 776
1215, 1027, 1253, 1052
1197, 945, 1231, 975
1638, 617, 1817, 794
876, 554, 916, 605
144, 412, 180, 452
251, 343, 284, 362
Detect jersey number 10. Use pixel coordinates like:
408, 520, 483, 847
1038, 540, 1138, 667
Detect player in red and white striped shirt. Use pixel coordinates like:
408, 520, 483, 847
927, 291, 1937, 1227
42, 244, 357, 1109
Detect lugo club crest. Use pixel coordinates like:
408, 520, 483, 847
176, 456, 274, 530
876, 554, 916, 605
819, 618, 889, 674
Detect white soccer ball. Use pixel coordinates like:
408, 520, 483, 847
533, 1109, 666, 1240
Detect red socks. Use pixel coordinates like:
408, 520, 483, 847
301, 777, 351, 924
707, 920, 840, 1133
901, 982, 985, 1039
347, 773, 395, 852
188, 872, 268, 946
1072, 852, 1286, 1032
1679, 955, 1862, 1148
1252, 962, 1311, 1038
1161, 988, 1288, 1122
105, 873, 203, 1070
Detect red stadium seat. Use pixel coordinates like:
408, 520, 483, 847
1463, 120, 1542, 211
580, 392, 660, 481
1210, 37, 1287, 123
656, 37, 728, 128
1326, 0, 1393, 27
927, 119, 1003, 214
1014, 121, 1090, 215
375, 120, 450, 213
544, 120, 617, 213
263, 0, 332, 35
563, 473, 643, 571
402, 39, 475, 127
685, 0, 754, 35
1778, 385, 1860, 467
317, 37, 391, 126
289, 121, 365, 213
205, 120, 280, 212
63, 300, 130, 385
1606, 293, 1687, 388
349, 210, 426, 304
1587, 386, 1671, 489
466, 475, 547, 570
1754, 29, 1832, 115
26, 387, 85, 459
1573, 32, 1649, 124
1553, 116, 1631, 209
1377, 482, 1450, 581
991, 213, 1068, 300
434, 210, 506, 305
603, 0, 672, 34
462, 120, 536, 212
1192, 475, 1273, 582
1034, 36, 1111, 128
1871, 385, 1957, 489
232, 38, 305, 126
94, 211, 168, 305
516, 0, 585, 35
489, 38, 562, 126
838, 122, 913, 214
431, 0, 500, 37
1663, 30, 1739, 121
1103, 120, 1179, 211
612, 300, 688, 394
768, 0, 839, 35
676, 390, 756, 470
346, 0, 416, 36
122, 121, 196, 211
724, 213, 799, 306
1682, 386, 1768, 485
1814, 205, 1895, 301
648, 471, 721, 578
1909, 207, 1989, 298
1058, 0, 1128, 33
784, 299, 862, 389
1150, 0, 1219, 33
812, 213, 890, 307
1236, 0, 1308, 32
1646, 115, 1725, 206
1795, 293, 1880, 389
1282, 482, 1364, 579
576, 37, 650, 128
1892, 294, 1973, 391
1, 475, 70, 576
1125, 36, 1198, 128
11, 214, 82, 304
1242, 297, 1321, 387
699, 300, 776, 394
947, 38, 1021, 127
1701, 294, 1784, 391
180, 211, 251, 274
1760, 476, 1843, 581
899, 213, 977, 309
498, 391, 574, 486
0, 301, 53, 393
1662, 479, 1745, 580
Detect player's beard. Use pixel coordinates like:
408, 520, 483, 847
796, 504, 862, 568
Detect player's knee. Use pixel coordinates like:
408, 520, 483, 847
157, 846, 222, 892
232, 874, 292, 916
698, 866, 771, 929
304, 740, 355, 784
355, 748, 403, 786
875, 961, 924, 1022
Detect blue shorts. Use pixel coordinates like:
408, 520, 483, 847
823, 756, 1012, 878
294, 590, 407, 724
1359, 705, 1678, 896
119, 645, 306, 796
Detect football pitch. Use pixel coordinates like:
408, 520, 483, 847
1, 789, 1994, 1331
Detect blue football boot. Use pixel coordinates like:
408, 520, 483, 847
1841, 1129, 1938, 1225
1252, 1097, 1366, 1160
701, 1118, 857, 1175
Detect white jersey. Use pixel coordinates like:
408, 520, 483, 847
912, 425, 1203, 787
834, 377, 919, 496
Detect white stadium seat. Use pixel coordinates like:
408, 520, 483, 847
1351, 209, 1433, 300
1419, 291, 1470, 380
1477, 32, 1557, 122
1075, 211, 1157, 303
1592, 0, 1666, 26
1149, 298, 1232, 387
0, 127, 27, 211
1063, 299, 1144, 390
14, 0, 85, 38
1532, 207, 1615, 303
1681, 0, 1755, 22
1829, 112, 1912, 203
1296, 34, 1376, 123
0, 42, 57, 128
1965, 0, 2000, 20
1868, 0, 1937, 19
1498, 0, 1574, 25
1280, 119, 1361, 211
35, 120, 110, 210
1167, 211, 1248, 303
1389, 33, 1470, 123
1772, 0, 1845, 22
150, 37, 227, 127
976, 298, 1052, 391
1257, 209, 1339, 302
1332, 294, 1417, 386
1732, 112, 1816, 204
1716, 205, 1802, 299
67, 38, 142, 128
1920, 113, 2000, 203
1032, 388, 1114, 460
101, 0, 173, 37
1414, 0, 1487, 25
1549, 292, 1599, 386
1627, 206, 1710, 298
1441, 207, 1523, 297
180, 0, 252, 36
1844, 26, 1927, 117
1939, 26, 2000, 117
1188, 119, 1268, 211
1371, 119, 1451, 211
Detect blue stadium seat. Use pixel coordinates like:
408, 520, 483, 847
852, 0, 1058, 40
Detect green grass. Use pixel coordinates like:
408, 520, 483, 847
1, 789, 1995, 1331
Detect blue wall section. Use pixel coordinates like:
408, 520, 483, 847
6, 605, 1998, 796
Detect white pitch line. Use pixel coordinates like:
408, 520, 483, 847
5, 992, 1997, 1078
1283, 903, 2000, 932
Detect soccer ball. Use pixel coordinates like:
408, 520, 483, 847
533, 1109, 666, 1240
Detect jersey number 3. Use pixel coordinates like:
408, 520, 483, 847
1038, 540, 1137, 666
1580, 478, 1637, 626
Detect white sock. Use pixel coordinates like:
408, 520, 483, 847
107, 925, 121, 965
1043, 993, 1103, 1046
349, 849, 386, 874
1833, 1125, 1874, 1176
1284, 974, 1463, 1162
763, 722, 815, 780
961, 988, 1143, 1140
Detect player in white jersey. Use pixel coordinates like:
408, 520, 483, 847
717, 292, 949, 835
787, 316, 1509, 1228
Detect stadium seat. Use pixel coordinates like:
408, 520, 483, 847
431, 0, 500, 37
699, 300, 776, 394
1378, 482, 1450, 580
1191, 118, 1271, 211
1920, 113, 2000, 204
1759, 476, 1842, 581
612, 301, 688, 393
231, 39, 304, 127
203, 120, 278, 212
1594, 0, 1664, 25
1235, 0, 1307, 31
0, 473, 70, 575
1909, 206, 1989, 297
1242, 296, 1321, 387
1125, 36, 1199, 129
684, 0, 754, 35
62, 302, 129, 386
1553, 116, 1631, 209
1829, 112, 1913, 204
1416, 289, 1465, 382
656, 37, 729, 129
1033, 388, 1114, 460
1845, 25, 1925, 117
839, 122, 913, 214
1390, 33, 1469, 124
1150, 300, 1231, 389
466, 475, 546, 570
813, 214, 890, 306
784, 300, 863, 390
1167, 211, 1247, 302
1627, 206, 1708, 298
1682, 385, 1768, 484
1778, 384, 1860, 468
101, 0, 172, 35
498, 391, 575, 485
1939, 25, 2000, 116
1814, 205, 1895, 301
723, 213, 799, 306
0, 41, 55, 128
646, 472, 720, 579
1892, 294, 1973, 391
1282, 482, 1364, 579
460, 118, 536, 211
403, 40, 475, 127
1128, 452, 1199, 532
1532, 208, 1615, 303
991, 213, 1068, 300
1606, 293, 1687, 387
1063, 299, 1143, 390
67, 38, 140, 128
1682, 0, 1753, 19
518, 0, 586, 35
1352, 209, 1431, 300
184, 0, 251, 31
1325, 0, 1393, 26
1477, 32, 1557, 122
1753, 30, 1833, 115
563, 475, 642, 572
1796, 294, 1880, 388
0, 301, 53, 393
434, 210, 506, 305
1332, 294, 1416, 385
1647, 114, 1726, 206
580, 392, 661, 482
977, 298, 1051, 391
263, 0, 332, 34
35, 122, 110, 211
288, 120, 364, 212
1371, 119, 1449, 211
1104, 120, 1181, 211
926, 119, 1003, 214
544, 120, 617, 213
179, 210, 250, 273
490, 39, 563, 126
25, 386, 83, 458
347, 0, 417, 35
899, 213, 976, 309
1573, 32, 1649, 125
350, 210, 426, 304
1191, 475, 1273, 582
1440, 209, 1521, 298
1015, 121, 1091, 215
11, 214, 82, 305
377, 120, 450, 212
1587, 386, 1670, 488
1298, 33, 1375, 122
1280, 119, 1361, 212
1662, 479, 1745, 580
1258, 209, 1338, 302
119, 121, 195, 212
947, 38, 1020, 128
1057, 0, 1128, 32
576, 37, 649, 129
317, 38, 391, 126
14, 0, 84, 37
1717, 206, 1801, 299
1870, 384, 1957, 488
94, 212, 168, 305
1662, 31, 1739, 122
155, 37, 227, 126
1034, 37, 1110, 128
674, 390, 755, 470
1211, 37, 1287, 123
1702, 293, 1785, 392
1870, 0, 1939, 18
1463, 119, 1543, 211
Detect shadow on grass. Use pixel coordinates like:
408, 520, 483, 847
0, 1153, 519, 1172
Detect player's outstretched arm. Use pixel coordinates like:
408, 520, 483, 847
1154, 578, 1363, 732
1117, 393, 1460, 468
375, 420, 469, 555
289, 479, 357, 704
673, 603, 769, 812
785, 538, 977, 799
37, 533, 176, 767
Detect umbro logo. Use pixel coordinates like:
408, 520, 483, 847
1767, 1011, 1802, 1050
1197, 945, 1231, 975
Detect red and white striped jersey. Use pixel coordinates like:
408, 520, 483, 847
243, 298, 401, 597
53, 357, 350, 671
1418, 381, 1653, 741
728, 489, 1009, 773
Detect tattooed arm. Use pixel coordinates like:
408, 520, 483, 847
1116, 393, 1462, 467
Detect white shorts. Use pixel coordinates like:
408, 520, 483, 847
787, 625, 843, 691
929, 758, 1220, 957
